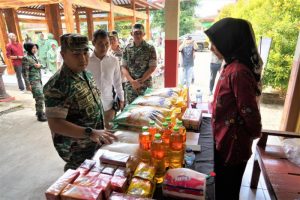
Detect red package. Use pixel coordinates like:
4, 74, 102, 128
45, 169, 80, 200
100, 151, 130, 167
111, 176, 128, 193
61, 184, 102, 200
113, 167, 129, 178
74, 175, 112, 199
101, 164, 117, 176
90, 162, 105, 173
98, 174, 113, 199
162, 168, 206, 200
76, 159, 96, 175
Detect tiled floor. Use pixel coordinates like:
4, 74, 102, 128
239, 136, 281, 200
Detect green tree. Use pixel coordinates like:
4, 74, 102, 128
151, 0, 199, 36
218, 0, 300, 92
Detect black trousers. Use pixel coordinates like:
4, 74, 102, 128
210, 63, 221, 93
215, 150, 247, 200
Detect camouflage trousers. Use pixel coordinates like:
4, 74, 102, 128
53, 135, 100, 171
30, 80, 45, 114
124, 81, 152, 104
22, 67, 31, 90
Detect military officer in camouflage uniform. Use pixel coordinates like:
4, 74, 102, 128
121, 24, 157, 104
43, 34, 117, 171
22, 42, 47, 122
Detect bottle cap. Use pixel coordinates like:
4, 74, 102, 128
185, 147, 193, 153
149, 121, 155, 126
142, 126, 148, 131
173, 126, 179, 131
154, 133, 161, 139
165, 117, 171, 122
176, 120, 183, 125
162, 122, 168, 127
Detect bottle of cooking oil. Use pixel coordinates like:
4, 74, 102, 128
176, 120, 186, 143
161, 122, 171, 168
139, 126, 151, 163
151, 133, 165, 183
169, 126, 184, 168
148, 120, 157, 141
165, 116, 174, 130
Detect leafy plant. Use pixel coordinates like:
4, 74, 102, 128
218, 0, 300, 92
151, 0, 199, 36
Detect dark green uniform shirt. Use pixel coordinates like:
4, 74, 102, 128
22, 55, 44, 82
43, 65, 104, 168
121, 40, 157, 103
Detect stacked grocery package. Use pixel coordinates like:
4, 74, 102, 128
113, 87, 188, 130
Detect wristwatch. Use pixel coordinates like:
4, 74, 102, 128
84, 127, 93, 138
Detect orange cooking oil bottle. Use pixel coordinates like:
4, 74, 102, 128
165, 116, 174, 130
169, 126, 184, 168
139, 126, 151, 163
161, 122, 172, 168
176, 120, 186, 143
148, 120, 157, 141
151, 133, 165, 183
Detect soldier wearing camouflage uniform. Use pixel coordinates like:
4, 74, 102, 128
121, 24, 157, 104
22, 43, 47, 122
43, 34, 117, 171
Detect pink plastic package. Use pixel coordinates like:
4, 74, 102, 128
162, 168, 206, 200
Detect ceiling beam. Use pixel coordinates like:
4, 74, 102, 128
0, 0, 62, 9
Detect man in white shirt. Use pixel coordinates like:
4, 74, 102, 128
87, 30, 125, 129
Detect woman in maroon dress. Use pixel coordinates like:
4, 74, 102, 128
205, 18, 263, 200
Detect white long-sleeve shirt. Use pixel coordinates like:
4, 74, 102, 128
87, 52, 124, 111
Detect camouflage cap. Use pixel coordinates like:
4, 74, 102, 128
60, 33, 89, 52
132, 23, 145, 32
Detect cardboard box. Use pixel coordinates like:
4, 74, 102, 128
182, 109, 202, 131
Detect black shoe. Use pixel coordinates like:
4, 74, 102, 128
37, 112, 47, 122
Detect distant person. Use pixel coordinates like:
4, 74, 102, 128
122, 24, 157, 104
47, 42, 58, 74
24, 34, 32, 43
87, 30, 124, 129
36, 33, 48, 71
6, 33, 29, 91
179, 36, 197, 87
56, 46, 63, 69
205, 18, 262, 200
22, 43, 47, 122
108, 31, 126, 101
209, 52, 223, 95
44, 34, 117, 171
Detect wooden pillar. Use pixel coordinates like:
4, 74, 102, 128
146, 7, 150, 40
45, 4, 63, 44
3, 8, 22, 43
164, 0, 180, 87
63, 0, 75, 33
75, 10, 81, 34
132, 0, 136, 25
0, 10, 13, 75
85, 8, 94, 41
108, 0, 115, 31
280, 32, 300, 133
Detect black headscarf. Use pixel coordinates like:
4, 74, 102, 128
23, 42, 39, 56
205, 18, 263, 95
